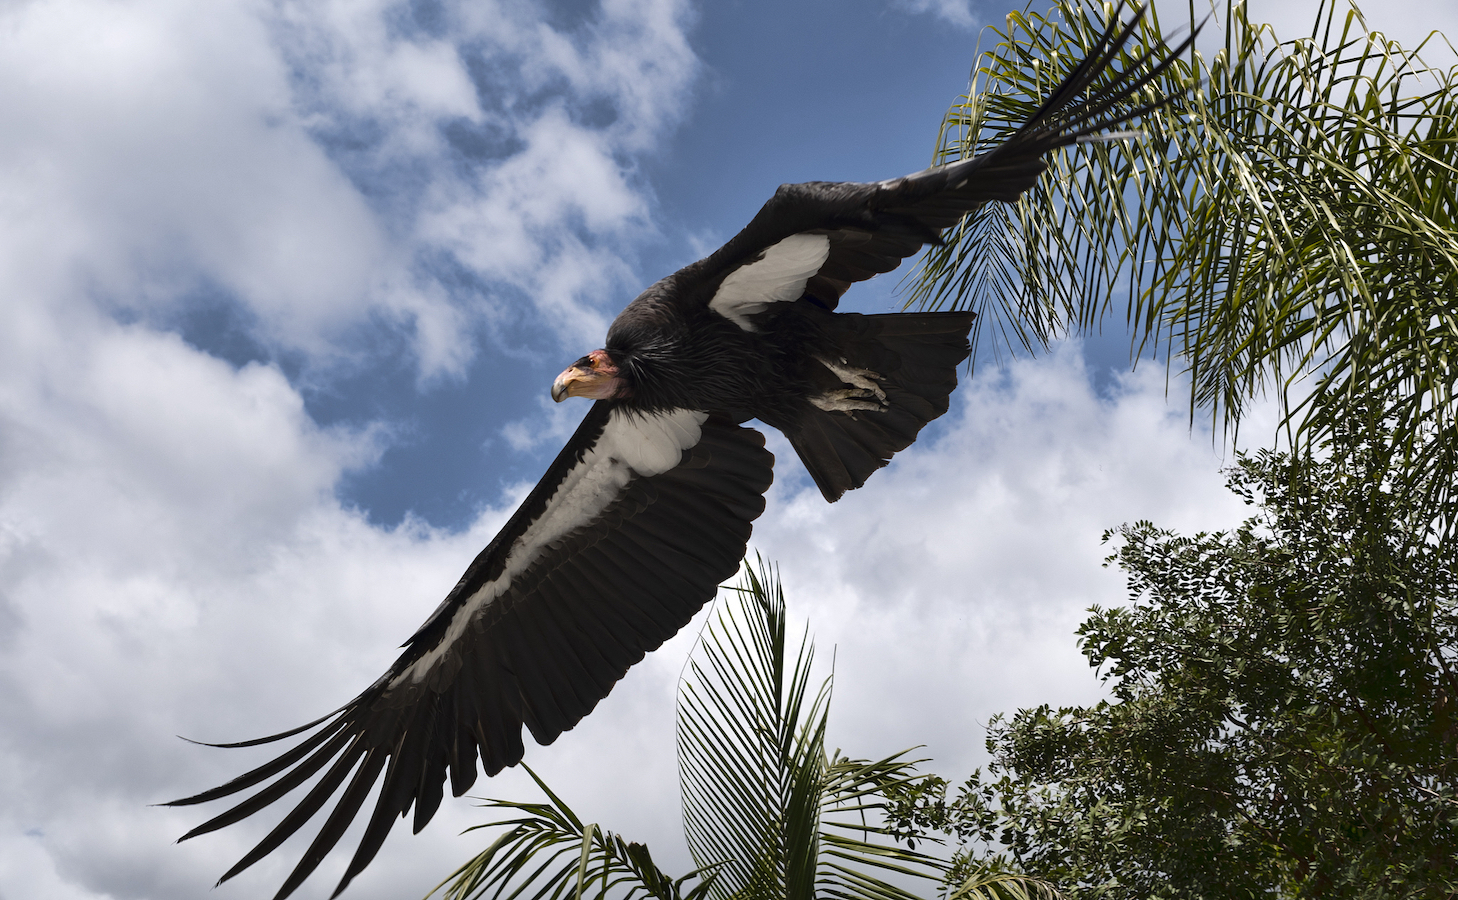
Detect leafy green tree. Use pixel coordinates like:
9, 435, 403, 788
427, 561, 1059, 900
888, 435, 1458, 898
913, 0, 1458, 513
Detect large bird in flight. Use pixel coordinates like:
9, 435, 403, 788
170, 9, 1188, 898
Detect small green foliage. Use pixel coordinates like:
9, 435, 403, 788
882, 774, 995, 851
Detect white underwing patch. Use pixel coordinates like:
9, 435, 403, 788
392, 408, 708, 686
708, 232, 831, 331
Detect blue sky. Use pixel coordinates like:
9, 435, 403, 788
294, 0, 996, 531
1, 1, 1453, 898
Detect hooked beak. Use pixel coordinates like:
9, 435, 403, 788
551, 371, 575, 403
552, 350, 626, 402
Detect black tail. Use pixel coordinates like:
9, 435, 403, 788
784, 310, 974, 502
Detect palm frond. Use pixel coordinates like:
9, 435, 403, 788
425, 766, 719, 900
677, 558, 949, 900
947, 871, 1065, 900
911, 0, 1458, 519
677, 558, 828, 900
815, 752, 952, 900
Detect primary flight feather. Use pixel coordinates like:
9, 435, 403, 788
169, 9, 1190, 897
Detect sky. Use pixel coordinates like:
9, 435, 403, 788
2, 0, 1456, 898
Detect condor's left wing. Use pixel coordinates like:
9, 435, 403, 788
167, 402, 774, 900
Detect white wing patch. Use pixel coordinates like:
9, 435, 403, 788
392, 408, 708, 687
708, 233, 830, 331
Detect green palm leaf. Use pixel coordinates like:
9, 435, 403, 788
676, 558, 950, 900
424, 766, 720, 900
947, 871, 1065, 900
911, 0, 1458, 514
677, 559, 829, 900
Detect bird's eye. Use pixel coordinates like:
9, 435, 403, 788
573, 356, 594, 369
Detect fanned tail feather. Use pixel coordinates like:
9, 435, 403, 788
786, 310, 975, 502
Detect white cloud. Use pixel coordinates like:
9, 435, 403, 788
0, 0, 697, 382
416, 105, 651, 349
895, 0, 978, 28
1239, 0, 1458, 68
0, 327, 1258, 898
501, 394, 589, 453
0, 0, 397, 359
892, 0, 973, 27
749, 344, 1253, 778
0, 0, 701, 895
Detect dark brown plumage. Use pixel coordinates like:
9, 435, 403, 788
168, 8, 1191, 898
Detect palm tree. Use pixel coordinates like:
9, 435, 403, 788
425, 560, 1058, 900
910, 0, 1458, 514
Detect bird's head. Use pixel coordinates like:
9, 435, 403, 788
552, 349, 632, 402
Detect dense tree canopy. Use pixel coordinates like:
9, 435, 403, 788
887, 434, 1458, 898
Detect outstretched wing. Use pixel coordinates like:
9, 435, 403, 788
167, 402, 774, 900
686, 3, 1191, 327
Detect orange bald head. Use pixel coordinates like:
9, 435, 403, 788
552, 349, 630, 402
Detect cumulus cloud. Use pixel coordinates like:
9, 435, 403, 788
0, 0, 391, 358
501, 394, 589, 453
274, 0, 700, 370
0, 0, 696, 381
0, 296, 528, 900
0, 0, 700, 895
0, 323, 1257, 898
894, 0, 978, 28
752, 347, 1253, 776
1237, 0, 1458, 65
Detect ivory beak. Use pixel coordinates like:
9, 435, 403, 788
551, 371, 574, 403
551, 351, 624, 402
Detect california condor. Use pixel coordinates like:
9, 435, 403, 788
169, 9, 1189, 898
